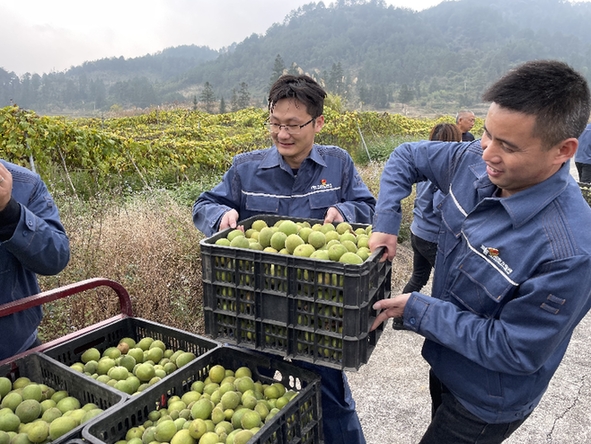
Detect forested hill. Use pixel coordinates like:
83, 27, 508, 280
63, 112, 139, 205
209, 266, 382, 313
2, 0, 591, 115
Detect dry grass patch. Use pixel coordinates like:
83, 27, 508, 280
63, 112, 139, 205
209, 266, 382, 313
38, 190, 205, 341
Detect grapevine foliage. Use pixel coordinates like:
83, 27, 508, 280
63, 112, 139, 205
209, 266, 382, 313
0, 105, 481, 180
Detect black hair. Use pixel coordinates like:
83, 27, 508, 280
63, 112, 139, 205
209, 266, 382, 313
429, 123, 462, 142
268, 75, 327, 119
482, 60, 591, 148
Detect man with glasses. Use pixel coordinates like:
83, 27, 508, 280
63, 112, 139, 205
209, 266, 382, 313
193, 74, 375, 443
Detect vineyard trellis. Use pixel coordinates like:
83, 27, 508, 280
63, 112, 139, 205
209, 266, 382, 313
1, 104, 476, 183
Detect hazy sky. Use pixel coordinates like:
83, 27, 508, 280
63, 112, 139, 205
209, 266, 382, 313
1, 0, 446, 76
2, 0, 589, 77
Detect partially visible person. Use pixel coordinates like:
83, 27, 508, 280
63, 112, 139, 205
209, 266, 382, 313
0, 160, 70, 361
575, 122, 591, 183
369, 60, 591, 443
193, 74, 375, 444
456, 110, 476, 141
392, 123, 462, 330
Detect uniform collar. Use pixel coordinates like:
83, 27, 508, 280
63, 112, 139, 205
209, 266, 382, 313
259, 145, 327, 170
492, 163, 571, 228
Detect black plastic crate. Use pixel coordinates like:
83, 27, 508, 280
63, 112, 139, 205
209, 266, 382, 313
82, 346, 323, 444
43, 317, 220, 393
200, 215, 392, 370
0, 353, 125, 443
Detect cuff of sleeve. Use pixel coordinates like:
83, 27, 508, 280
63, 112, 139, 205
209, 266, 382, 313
403, 292, 430, 331
373, 211, 402, 235
0, 198, 21, 241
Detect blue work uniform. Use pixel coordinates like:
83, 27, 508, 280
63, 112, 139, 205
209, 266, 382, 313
373, 140, 591, 424
575, 123, 591, 165
193, 145, 375, 237
575, 123, 591, 183
410, 180, 443, 244
193, 144, 375, 444
0, 160, 70, 361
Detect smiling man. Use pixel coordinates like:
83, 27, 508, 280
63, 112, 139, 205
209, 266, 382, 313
369, 60, 591, 444
193, 74, 375, 444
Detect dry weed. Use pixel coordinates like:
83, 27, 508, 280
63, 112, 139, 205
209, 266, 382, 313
38, 190, 206, 341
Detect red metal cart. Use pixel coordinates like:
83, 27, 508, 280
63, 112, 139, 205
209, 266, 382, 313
0, 277, 133, 366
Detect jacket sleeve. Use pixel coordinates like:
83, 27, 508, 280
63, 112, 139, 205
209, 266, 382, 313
192, 166, 241, 237
333, 159, 376, 224
372, 141, 462, 234
2, 179, 70, 276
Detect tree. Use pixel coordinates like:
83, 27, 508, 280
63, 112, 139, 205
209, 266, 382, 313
269, 54, 286, 88
287, 62, 300, 76
230, 89, 239, 112
358, 83, 370, 107
398, 84, 413, 104
192, 95, 198, 111
90, 79, 107, 110
328, 62, 345, 95
237, 82, 250, 109
200, 82, 216, 113
219, 96, 226, 114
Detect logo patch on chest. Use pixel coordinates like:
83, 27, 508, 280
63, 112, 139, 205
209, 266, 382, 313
311, 179, 333, 190
480, 244, 513, 274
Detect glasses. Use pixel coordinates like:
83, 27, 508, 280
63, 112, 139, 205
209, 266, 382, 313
264, 117, 316, 135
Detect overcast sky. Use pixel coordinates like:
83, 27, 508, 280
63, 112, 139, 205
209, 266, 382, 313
0, 0, 447, 76
2, 0, 589, 77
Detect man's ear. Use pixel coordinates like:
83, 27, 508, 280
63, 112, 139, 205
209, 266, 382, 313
314, 115, 325, 133
554, 138, 578, 164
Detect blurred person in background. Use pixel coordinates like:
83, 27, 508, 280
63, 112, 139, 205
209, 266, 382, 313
575, 122, 591, 183
456, 110, 476, 141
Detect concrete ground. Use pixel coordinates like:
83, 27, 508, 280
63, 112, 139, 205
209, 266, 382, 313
347, 313, 591, 444
346, 162, 591, 443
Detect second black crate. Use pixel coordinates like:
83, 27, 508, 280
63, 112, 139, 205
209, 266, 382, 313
43, 317, 220, 395
82, 346, 323, 444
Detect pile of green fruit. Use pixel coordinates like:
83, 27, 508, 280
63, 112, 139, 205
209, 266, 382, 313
116, 364, 301, 444
68, 337, 197, 395
215, 219, 372, 265
0, 375, 104, 442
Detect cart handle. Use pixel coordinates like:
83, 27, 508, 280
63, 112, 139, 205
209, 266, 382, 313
0, 277, 133, 318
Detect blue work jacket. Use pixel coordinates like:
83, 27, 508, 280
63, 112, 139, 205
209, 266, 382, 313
193, 145, 376, 236
0, 160, 70, 360
410, 180, 443, 244
575, 123, 591, 164
373, 141, 591, 423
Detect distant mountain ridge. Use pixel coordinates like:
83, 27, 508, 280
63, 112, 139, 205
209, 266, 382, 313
2, 0, 591, 115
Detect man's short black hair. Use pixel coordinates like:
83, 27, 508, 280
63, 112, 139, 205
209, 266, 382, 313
268, 75, 327, 119
482, 60, 591, 148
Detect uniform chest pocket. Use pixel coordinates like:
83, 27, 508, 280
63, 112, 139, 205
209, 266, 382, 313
449, 255, 518, 318
308, 189, 339, 210
245, 194, 279, 213
0, 251, 14, 274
